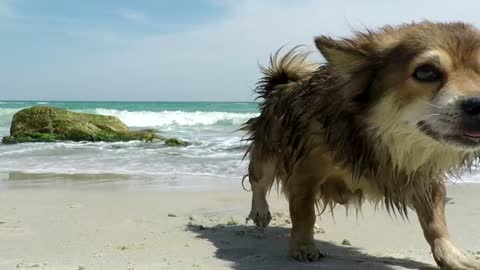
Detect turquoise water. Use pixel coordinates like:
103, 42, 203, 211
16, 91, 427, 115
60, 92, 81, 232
0, 101, 258, 113
0, 101, 259, 187
0, 101, 259, 133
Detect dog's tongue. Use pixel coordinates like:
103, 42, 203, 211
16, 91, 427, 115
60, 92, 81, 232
465, 131, 480, 138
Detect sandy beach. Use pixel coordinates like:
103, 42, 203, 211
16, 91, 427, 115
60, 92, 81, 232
0, 182, 479, 270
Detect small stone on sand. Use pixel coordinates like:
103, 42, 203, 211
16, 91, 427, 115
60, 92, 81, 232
16, 263, 47, 268
341, 239, 352, 246
445, 197, 455, 204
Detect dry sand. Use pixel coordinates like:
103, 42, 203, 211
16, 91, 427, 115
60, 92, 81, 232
0, 183, 479, 270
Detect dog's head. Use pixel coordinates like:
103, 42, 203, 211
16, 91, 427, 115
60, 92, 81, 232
316, 22, 480, 151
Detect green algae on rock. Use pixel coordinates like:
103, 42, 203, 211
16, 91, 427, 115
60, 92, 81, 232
164, 138, 190, 147
2, 106, 186, 145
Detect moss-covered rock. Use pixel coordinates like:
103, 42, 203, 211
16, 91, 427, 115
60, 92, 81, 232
164, 138, 190, 147
2, 106, 171, 144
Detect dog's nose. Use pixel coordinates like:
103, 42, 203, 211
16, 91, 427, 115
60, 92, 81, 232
461, 97, 480, 115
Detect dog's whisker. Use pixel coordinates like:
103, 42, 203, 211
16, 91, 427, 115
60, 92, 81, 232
416, 120, 436, 130
407, 113, 440, 127
416, 98, 443, 109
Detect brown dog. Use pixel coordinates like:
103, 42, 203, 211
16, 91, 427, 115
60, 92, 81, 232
244, 21, 480, 269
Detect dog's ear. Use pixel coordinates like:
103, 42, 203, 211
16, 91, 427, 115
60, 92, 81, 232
315, 36, 369, 74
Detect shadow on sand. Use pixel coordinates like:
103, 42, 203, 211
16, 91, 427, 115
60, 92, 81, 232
186, 224, 436, 270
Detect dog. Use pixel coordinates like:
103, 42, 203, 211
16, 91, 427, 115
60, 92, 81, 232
243, 21, 480, 269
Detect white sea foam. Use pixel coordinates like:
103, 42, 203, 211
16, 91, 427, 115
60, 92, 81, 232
0, 138, 248, 178
455, 173, 480, 183
94, 109, 258, 127
0, 106, 478, 184
0, 108, 22, 128
0, 108, 258, 129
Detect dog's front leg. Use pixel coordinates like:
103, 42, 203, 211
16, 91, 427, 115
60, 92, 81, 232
413, 182, 480, 270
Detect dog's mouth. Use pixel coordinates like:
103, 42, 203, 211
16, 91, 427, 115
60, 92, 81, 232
464, 131, 480, 139
417, 121, 480, 148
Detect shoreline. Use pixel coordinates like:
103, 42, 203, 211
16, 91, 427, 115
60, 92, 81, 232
0, 172, 244, 192
1, 182, 479, 269
1, 171, 479, 192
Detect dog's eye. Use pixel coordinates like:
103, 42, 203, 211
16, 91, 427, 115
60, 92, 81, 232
412, 64, 442, 82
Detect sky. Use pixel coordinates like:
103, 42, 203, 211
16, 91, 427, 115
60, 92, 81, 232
0, 0, 479, 101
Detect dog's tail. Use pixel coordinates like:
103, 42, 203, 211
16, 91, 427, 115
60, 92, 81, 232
255, 45, 318, 99
241, 46, 317, 134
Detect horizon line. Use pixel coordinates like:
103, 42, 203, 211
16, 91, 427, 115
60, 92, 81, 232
0, 100, 259, 103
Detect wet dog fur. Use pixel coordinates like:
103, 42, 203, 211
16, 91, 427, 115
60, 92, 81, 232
244, 21, 480, 269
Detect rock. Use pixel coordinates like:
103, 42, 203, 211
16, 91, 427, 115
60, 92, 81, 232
165, 138, 190, 147
168, 213, 177, 217
187, 222, 206, 231
2, 106, 186, 144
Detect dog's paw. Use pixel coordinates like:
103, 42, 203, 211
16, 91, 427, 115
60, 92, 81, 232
246, 208, 272, 228
438, 256, 480, 270
433, 240, 480, 270
290, 242, 324, 262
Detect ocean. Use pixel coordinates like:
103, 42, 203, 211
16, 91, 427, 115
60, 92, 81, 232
0, 101, 477, 189
0, 101, 259, 189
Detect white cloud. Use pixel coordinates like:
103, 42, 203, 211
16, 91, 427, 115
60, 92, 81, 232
116, 9, 147, 24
